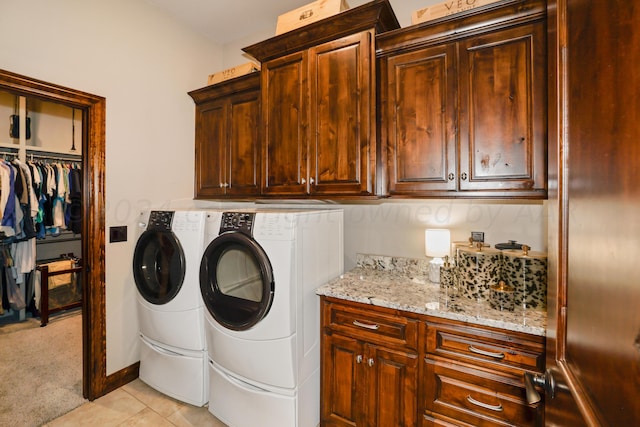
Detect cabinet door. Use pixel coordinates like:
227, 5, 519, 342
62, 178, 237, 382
364, 343, 419, 427
383, 43, 457, 195
261, 51, 309, 195
227, 91, 260, 196
321, 333, 363, 426
309, 31, 375, 196
458, 22, 546, 193
195, 99, 227, 198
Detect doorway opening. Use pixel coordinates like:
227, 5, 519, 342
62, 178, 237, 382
0, 68, 122, 400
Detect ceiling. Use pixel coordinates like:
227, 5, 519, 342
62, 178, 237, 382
145, 0, 374, 45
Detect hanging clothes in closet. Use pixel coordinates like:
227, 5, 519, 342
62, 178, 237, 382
0, 155, 82, 314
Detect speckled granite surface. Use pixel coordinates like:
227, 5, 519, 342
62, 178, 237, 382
316, 254, 547, 336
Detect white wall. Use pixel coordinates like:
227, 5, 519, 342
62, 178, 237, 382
0, 0, 223, 375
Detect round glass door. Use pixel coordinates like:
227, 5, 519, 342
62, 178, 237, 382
133, 230, 185, 305
199, 232, 274, 331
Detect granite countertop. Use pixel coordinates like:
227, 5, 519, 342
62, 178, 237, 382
316, 254, 547, 337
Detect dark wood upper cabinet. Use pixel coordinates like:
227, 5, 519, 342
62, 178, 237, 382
260, 51, 308, 196
378, 0, 547, 198
243, 0, 399, 198
382, 43, 458, 194
309, 31, 375, 196
458, 22, 547, 194
190, 0, 549, 201
189, 73, 261, 198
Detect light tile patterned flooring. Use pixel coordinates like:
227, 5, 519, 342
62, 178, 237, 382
44, 378, 228, 427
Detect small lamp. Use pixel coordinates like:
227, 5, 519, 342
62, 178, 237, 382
425, 229, 451, 283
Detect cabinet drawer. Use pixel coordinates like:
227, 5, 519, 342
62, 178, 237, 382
424, 358, 542, 427
324, 300, 418, 350
426, 321, 544, 375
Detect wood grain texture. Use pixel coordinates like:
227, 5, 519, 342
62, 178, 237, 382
262, 51, 309, 195
546, 0, 640, 424
321, 297, 419, 426
189, 73, 261, 198
309, 31, 375, 196
320, 296, 545, 426
378, 0, 547, 199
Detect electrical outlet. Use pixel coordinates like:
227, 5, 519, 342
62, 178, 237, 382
109, 226, 127, 243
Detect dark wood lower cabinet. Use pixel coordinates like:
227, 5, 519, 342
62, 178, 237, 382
321, 298, 419, 427
320, 297, 544, 427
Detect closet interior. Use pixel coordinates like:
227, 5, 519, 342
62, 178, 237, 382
0, 90, 83, 327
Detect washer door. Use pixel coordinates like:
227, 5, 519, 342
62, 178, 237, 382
133, 230, 185, 305
199, 232, 274, 331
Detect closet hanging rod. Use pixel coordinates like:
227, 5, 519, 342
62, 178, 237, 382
0, 146, 20, 157
26, 149, 82, 162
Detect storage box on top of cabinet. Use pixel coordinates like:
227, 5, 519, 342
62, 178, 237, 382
411, 0, 502, 25
275, 0, 350, 35
207, 62, 260, 86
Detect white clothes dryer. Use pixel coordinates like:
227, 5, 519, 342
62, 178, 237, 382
133, 209, 209, 406
200, 209, 343, 427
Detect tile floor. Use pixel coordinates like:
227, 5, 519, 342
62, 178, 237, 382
44, 378, 228, 427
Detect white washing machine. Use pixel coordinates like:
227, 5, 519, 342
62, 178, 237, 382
132, 210, 209, 406
200, 209, 343, 427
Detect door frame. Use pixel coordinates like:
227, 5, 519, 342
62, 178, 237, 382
0, 68, 116, 400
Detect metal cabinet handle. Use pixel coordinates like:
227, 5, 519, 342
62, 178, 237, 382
356, 354, 363, 364
353, 320, 379, 330
461, 172, 468, 180
466, 395, 503, 412
468, 345, 505, 359
448, 173, 454, 181
310, 177, 315, 185
368, 358, 375, 367
301, 178, 306, 185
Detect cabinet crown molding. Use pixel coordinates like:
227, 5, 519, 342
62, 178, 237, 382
243, 0, 399, 62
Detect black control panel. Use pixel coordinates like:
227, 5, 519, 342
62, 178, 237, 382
147, 211, 174, 231
220, 212, 255, 236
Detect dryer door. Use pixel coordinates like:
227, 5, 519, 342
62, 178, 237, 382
133, 230, 185, 305
199, 231, 274, 331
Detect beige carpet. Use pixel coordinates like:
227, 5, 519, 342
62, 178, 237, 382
0, 310, 87, 426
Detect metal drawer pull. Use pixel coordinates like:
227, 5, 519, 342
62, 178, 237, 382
466, 395, 504, 412
356, 355, 363, 364
468, 345, 505, 359
368, 358, 375, 367
353, 320, 379, 330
